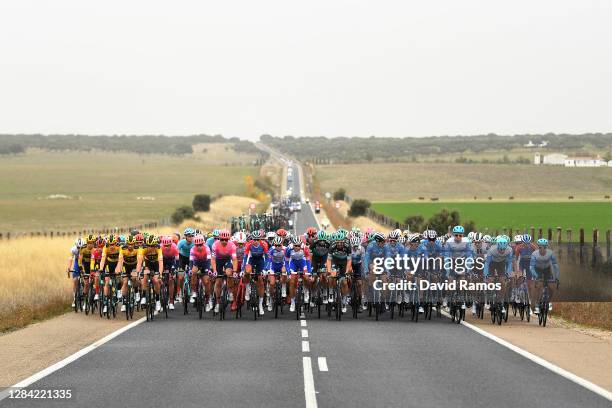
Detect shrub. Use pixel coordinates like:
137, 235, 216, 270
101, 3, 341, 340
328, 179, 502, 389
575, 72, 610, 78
192, 194, 211, 212
348, 199, 371, 217
404, 215, 424, 232
333, 188, 346, 201
171, 206, 196, 224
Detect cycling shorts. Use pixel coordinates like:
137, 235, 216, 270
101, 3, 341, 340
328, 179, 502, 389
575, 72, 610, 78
489, 261, 508, 278
163, 257, 176, 272
215, 258, 233, 274
103, 262, 118, 278
534, 266, 554, 282
144, 260, 159, 274
246, 256, 266, 275
289, 259, 308, 274
311, 256, 327, 275
178, 254, 190, 271
351, 263, 363, 279
269, 262, 284, 275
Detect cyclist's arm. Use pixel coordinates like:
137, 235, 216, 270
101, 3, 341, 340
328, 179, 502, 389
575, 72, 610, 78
157, 248, 163, 273
99, 248, 107, 271
551, 252, 560, 280
529, 253, 537, 279
484, 254, 491, 277
77, 251, 84, 270
135, 250, 143, 272
505, 251, 513, 276
116, 251, 124, 273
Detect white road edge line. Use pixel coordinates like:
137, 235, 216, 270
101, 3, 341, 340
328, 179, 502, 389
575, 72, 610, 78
0, 315, 148, 401
302, 341, 310, 352
301, 319, 307, 327
302, 356, 318, 408
443, 311, 612, 402
318, 357, 328, 372
301, 329, 309, 338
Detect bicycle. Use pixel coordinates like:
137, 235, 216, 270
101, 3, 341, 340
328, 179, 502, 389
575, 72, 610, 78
489, 273, 506, 326
349, 273, 361, 319
144, 270, 155, 322
160, 270, 171, 319
213, 274, 230, 321
195, 270, 205, 320
271, 272, 284, 319
247, 273, 259, 321
538, 278, 559, 327
122, 270, 135, 320
295, 270, 305, 320
72, 270, 84, 313
182, 269, 191, 315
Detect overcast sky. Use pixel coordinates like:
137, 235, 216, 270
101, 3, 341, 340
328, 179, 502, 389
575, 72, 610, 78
1, 1, 611, 140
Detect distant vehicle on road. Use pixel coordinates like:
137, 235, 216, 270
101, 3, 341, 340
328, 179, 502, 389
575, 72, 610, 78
295, 202, 302, 212
315, 201, 321, 214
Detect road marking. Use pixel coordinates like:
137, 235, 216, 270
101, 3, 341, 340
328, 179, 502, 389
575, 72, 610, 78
300, 313, 306, 319
443, 311, 612, 402
318, 357, 328, 372
301, 329, 309, 338
302, 341, 310, 352
301, 319, 307, 327
302, 357, 318, 408
0, 315, 147, 401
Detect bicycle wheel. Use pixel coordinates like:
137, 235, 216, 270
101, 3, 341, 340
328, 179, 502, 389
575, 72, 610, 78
220, 284, 227, 321
526, 303, 531, 323
503, 303, 509, 323
335, 285, 342, 321
415, 302, 420, 323
197, 282, 204, 320
496, 307, 502, 325
542, 306, 548, 327
296, 285, 302, 320
183, 281, 189, 315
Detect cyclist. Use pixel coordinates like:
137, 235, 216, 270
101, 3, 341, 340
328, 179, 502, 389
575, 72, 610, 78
364, 232, 387, 308
348, 235, 366, 311
310, 230, 331, 304
98, 234, 121, 314
327, 231, 352, 313
207, 229, 220, 251
177, 228, 195, 302
211, 230, 237, 313
160, 235, 179, 310
514, 234, 537, 312
267, 236, 287, 311
189, 234, 213, 311
116, 235, 142, 312
91, 236, 105, 301
286, 236, 310, 312
443, 226, 473, 309
403, 233, 424, 312
77, 235, 97, 307
137, 235, 163, 312
243, 230, 269, 315
469, 232, 487, 315
67, 237, 85, 308
484, 236, 513, 313
530, 238, 560, 314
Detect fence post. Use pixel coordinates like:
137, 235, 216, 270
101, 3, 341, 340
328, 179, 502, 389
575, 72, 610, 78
592, 229, 599, 266
607, 230, 611, 259
547, 228, 552, 241
538, 228, 543, 239
530, 227, 535, 239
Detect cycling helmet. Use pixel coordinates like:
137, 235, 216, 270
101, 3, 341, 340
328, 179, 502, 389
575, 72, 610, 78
107, 234, 118, 246
373, 232, 385, 243
160, 236, 172, 246
276, 228, 287, 237
468, 231, 476, 240
134, 233, 144, 244
514, 234, 523, 243
291, 236, 302, 246
496, 236, 510, 249
435, 236, 446, 246
537, 238, 549, 247
125, 235, 136, 246
483, 234, 492, 243
272, 236, 284, 246
212, 229, 220, 238
402, 229, 411, 237
145, 235, 158, 246
452, 225, 465, 234
423, 229, 437, 240
350, 236, 361, 247
409, 234, 421, 244
219, 230, 231, 240
75, 237, 86, 248
316, 230, 327, 241
251, 230, 262, 240
86, 234, 96, 243
388, 229, 401, 240
194, 235, 205, 245
118, 235, 126, 246
183, 227, 194, 236
398, 236, 406, 244
266, 231, 276, 240
306, 227, 317, 237
95, 236, 105, 248
522, 234, 532, 244
234, 231, 247, 244
472, 232, 484, 242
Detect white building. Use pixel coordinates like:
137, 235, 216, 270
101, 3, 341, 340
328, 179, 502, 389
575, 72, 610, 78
525, 141, 536, 147
564, 156, 608, 167
534, 152, 568, 165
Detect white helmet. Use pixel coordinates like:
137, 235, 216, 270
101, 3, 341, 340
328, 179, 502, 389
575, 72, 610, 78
75, 237, 86, 248
483, 235, 492, 243
234, 231, 247, 244
514, 234, 523, 243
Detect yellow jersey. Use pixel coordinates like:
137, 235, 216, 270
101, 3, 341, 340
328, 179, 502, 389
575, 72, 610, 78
119, 246, 142, 267
141, 246, 162, 263
102, 245, 121, 263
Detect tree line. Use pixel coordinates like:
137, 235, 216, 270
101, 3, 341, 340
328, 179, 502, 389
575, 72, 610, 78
0, 134, 268, 158
260, 133, 612, 164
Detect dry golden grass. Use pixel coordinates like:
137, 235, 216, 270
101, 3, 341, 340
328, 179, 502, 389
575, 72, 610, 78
552, 303, 612, 331
0, 195, 256, 332
0, 236, 73, 332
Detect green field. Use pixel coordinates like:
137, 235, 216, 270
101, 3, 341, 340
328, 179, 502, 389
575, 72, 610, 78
317, 163, 612, 201
372, 202, 612, 234
0, 148, 258, 232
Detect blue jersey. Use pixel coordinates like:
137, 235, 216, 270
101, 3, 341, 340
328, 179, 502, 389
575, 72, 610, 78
484, 245, 513, 277
177, 239, 194, 258
285, 246, 308, 273
364, 241, 386, 274
266, 246, 286, 271
420, 241, 443, 258
206, 237, 216, 251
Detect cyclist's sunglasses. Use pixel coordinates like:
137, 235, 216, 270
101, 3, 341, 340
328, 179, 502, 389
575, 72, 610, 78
274, 244, 282, 247
220, 239, 228, 242
454, 233, 463, 237
195, 243, 203, 246
185, 234, 194, 238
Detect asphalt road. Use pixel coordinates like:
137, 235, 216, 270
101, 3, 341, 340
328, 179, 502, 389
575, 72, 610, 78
2, 159, 610, 408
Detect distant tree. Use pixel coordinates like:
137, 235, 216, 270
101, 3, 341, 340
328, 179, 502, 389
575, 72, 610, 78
426, 209, 461, 233
404, 215, 424, 231
192, 194, 211, 212
348, 199, 371, 217
333, 188, 346, 201
171, 206, 196, 224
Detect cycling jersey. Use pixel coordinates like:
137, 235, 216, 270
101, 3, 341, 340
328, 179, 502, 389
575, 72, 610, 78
515, 243, 537, 268
530, 249, 560, 280
244, 240, 269, 275
364, 241, 386, 275
78, 246, 95, 270
329, 240, 351, 273
484, 245, 513, 277
310, 239, 330, 259
161, 243, 179, 271
177, 239, 194, 258
443, 239, 473, 275
285, 246, 308, 274
189, 245, 211, 273
350, 246, 365, 265
102, 245, 121, 264
70, 246, 80, 277
206, 236, 217, 251
141, 246, 162, 263
267, 246, 286, 273
211, 240, 237, 260
404, 245, 424, 275
119, 247, 141, 269
420, 241, 443, 258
